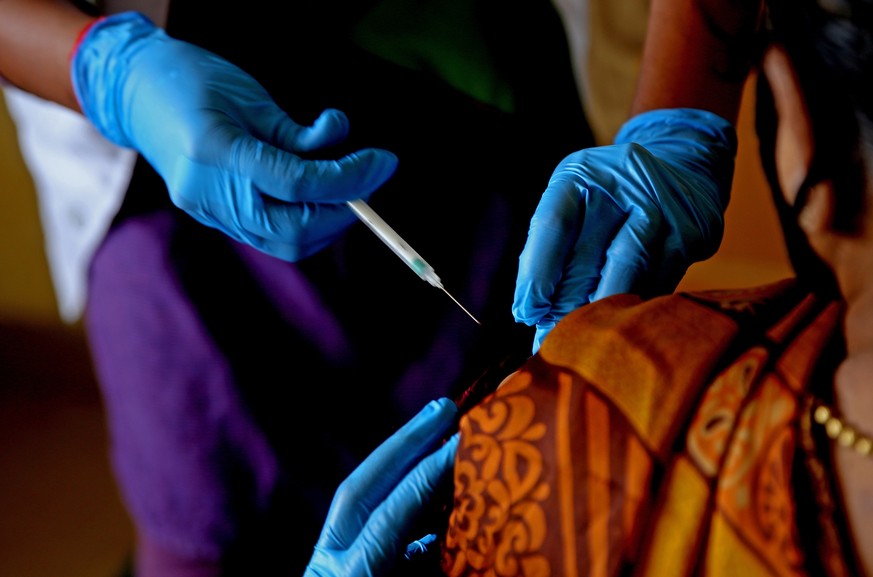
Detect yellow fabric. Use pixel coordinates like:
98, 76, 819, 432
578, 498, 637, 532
636, 456, 710, 575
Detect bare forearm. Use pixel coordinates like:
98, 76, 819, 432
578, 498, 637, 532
0, 0, 95, 111
632, 0, 764, 124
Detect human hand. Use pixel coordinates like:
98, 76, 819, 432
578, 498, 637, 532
513, 108, 737, 352
303, 398, 459, 577
71, 12, 398, 261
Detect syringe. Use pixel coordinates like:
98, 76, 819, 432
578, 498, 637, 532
347, 199, 481, 325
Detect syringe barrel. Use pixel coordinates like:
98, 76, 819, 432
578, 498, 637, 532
347, 199, 443, 288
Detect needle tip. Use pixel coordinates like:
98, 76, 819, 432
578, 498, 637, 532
441, 287, 481, 325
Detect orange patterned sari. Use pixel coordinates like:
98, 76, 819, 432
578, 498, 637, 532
441, 279, 863, 577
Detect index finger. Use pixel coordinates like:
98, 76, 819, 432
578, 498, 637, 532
319, 399, 458, 548
590, 208, 661, 301
240, 139, 399, 203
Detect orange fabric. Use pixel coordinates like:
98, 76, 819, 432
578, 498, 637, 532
537, 291, 739, 459
442, 279, 858, 577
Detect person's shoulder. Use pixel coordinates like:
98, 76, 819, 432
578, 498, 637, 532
539, 285, 752, 362
535, 278, 809, 411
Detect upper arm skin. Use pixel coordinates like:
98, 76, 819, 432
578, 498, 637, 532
0, 0, 95, 111
631, 0, 765, 124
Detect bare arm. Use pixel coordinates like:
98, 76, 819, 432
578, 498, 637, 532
632, 0, 764, 124
0, 0, 95, 111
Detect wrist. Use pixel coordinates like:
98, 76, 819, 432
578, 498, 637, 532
614, 108, 737, 148
70, 11, 159, 146
66, 17, 103, 112
68, 17, 104, 65
614, 108, 738, 208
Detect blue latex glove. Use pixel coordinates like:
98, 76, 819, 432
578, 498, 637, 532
71, 12, 398, 261
303, 398, 459, 577
513, 108, 737, 352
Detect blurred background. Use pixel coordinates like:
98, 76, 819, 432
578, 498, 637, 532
0, 90, 134, 577
0, 73, 792, 577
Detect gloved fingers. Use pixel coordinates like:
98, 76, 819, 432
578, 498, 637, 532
281, 108, 352, 153
548, 192, 629, 309
165, 164, 346, 260
516, 178, 630, 353
236, 137, 398, 204
172, 151, 392, 261
531, 233, 607, 353
532, 322, 555, 354
530, 274, 594, 354
354, 435, 459, 571
245, 195, 358, 261
346, 399, 457, 511
512, 179, 586, 326
318, 399, 458, 550
590, 207, 662, 301
243, 104, 352, 154
530, 242, 605, 354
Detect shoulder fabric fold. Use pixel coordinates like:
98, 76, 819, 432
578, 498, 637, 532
538, 292, 739, 457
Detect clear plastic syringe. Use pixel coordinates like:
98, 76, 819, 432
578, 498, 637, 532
347, 199, 481, 325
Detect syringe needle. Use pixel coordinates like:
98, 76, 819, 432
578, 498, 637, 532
347, 199, 481, 325
441, 286, 481, 325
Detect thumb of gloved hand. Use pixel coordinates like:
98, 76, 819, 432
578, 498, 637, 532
304, 398, 459, 577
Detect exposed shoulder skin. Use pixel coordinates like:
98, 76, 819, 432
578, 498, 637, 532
632, 0, 765, 124
0, 0, 95, 111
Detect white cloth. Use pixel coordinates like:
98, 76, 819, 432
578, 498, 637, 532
2, 2, 166, 323
3, 87, 136, 323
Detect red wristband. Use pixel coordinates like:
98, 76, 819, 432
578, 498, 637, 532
68, 16, 106, 63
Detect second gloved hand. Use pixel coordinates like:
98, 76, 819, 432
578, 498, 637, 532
304, 398, 459, 577
513, 108, 737, 353
71, 12, 398, 261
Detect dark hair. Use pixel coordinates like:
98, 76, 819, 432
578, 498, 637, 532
756, 0, 873, 296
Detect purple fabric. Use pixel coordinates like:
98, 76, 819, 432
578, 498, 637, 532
84, 200, 531, 576
136, 533, 222, 577
86, 212, 280, 561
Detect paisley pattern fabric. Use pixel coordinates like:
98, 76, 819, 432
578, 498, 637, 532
442, 279, 861, 577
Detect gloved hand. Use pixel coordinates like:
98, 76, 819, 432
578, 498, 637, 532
71, 12, 398, 261
513, 108, 737, 352
303, 398, 459, 577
